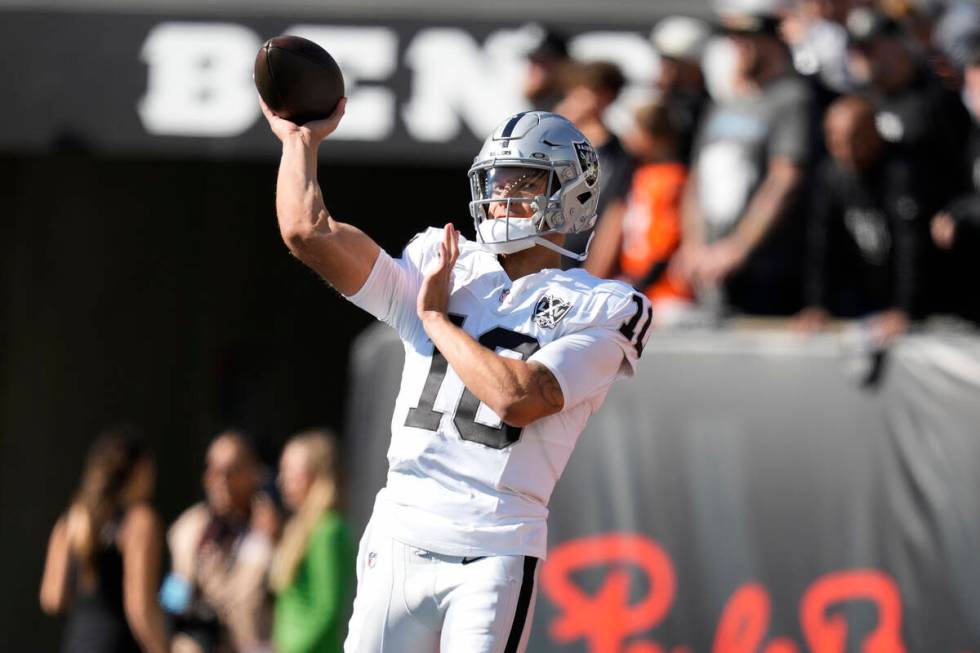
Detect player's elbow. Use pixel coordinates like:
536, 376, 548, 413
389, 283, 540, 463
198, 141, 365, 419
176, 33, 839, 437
281, 221, 319, 256
496, 362, 564, 427
500, 414, 534, 429
279, 203, 334, 255
496, 395, 551, 429
281, 222, 338, 269
482, 389, 524, 428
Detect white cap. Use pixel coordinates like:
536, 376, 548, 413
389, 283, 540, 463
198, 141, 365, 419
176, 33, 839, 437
650, 16, 712, 62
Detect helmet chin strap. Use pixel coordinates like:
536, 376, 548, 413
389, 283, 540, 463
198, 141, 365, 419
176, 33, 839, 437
533, 232, 594, 263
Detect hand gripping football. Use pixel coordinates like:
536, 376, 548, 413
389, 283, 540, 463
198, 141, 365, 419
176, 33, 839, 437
254, 35, 345, 125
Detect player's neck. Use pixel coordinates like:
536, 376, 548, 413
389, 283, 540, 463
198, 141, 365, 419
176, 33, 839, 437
498, 244, 561, 281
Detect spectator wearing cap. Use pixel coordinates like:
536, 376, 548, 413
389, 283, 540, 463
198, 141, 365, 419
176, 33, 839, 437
845, 7, 970, 215
780, 0, 858, 106
930, 39, 980, 325
676, 8, 815, 316
522, 27, 571, 112
796, 96, 927, 344
649, 16, 712, 165
554, 61, 634, 268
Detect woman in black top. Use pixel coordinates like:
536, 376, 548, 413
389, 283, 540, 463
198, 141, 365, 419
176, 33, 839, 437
40, 427, 169, 653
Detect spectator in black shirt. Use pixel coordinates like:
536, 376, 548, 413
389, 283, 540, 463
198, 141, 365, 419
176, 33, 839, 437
931, 41, 980, 325
554, 60, 635, 267
649, 16, 712, 166
796, 96, 925, 344
845, 7, 970, 213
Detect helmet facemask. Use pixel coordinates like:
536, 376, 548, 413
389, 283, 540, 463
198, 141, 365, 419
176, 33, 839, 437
469, 164, 583, 258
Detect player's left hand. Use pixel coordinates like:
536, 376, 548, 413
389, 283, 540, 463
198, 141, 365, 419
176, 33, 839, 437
417, 223, 459, 322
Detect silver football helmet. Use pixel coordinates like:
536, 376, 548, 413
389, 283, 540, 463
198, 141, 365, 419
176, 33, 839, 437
468, 111, 601, 261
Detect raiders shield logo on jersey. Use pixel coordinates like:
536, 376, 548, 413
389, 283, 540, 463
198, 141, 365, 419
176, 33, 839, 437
533, 295, 572, 329
574, 141, 599, 187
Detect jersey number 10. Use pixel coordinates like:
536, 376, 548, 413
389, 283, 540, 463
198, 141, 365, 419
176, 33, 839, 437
404, 314, 540, 450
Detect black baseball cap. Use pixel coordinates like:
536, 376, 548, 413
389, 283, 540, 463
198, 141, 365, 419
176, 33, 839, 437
527, 28, 569, 62
717, 12, 782, 38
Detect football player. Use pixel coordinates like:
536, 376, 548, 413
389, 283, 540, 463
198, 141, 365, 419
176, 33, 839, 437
261, 98, 653, 653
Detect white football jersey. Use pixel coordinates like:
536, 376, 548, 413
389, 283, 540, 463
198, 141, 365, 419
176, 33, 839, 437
347, 228, 652, 559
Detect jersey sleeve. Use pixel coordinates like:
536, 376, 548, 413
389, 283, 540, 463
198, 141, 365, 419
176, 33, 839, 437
529, 290, 652, 410
344, 229, 437, 341
599, 289, 653, 375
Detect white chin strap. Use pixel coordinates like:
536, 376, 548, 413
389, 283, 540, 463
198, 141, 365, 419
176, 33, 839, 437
475, 218, 593, 262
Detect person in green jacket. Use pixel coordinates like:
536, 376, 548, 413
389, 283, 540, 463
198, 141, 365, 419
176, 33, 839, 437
271, 430, 354, 653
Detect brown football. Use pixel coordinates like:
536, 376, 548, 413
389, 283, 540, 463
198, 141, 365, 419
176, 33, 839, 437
254, 35, 345, 125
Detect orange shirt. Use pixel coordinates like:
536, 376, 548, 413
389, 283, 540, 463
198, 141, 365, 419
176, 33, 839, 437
620, 162, 692, 303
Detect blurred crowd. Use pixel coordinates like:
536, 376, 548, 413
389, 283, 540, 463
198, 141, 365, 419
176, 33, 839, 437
41, 427, 353, 653
534, 0, 980, 343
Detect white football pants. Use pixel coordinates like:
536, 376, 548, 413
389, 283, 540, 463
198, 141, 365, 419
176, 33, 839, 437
343, 514, 539, 653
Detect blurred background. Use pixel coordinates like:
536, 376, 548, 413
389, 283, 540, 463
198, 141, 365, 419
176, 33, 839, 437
4, 0, 980, 651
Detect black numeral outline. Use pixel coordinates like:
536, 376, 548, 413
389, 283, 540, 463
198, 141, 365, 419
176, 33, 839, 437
454, 328, 540, 448
618, 294, 652, 356
404, 314, 466, 430
404, 320, 541, 449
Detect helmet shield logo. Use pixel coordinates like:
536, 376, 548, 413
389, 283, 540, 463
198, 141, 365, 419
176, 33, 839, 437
574, 141, 599, 187
533, 294, 573, 329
